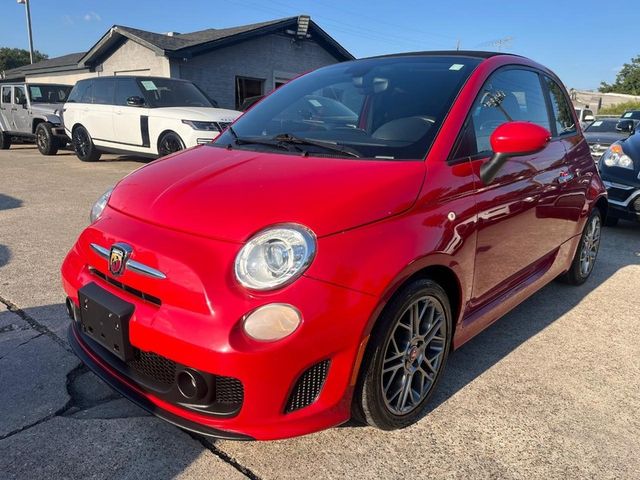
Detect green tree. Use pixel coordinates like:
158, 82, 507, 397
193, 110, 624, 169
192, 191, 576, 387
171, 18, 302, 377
0, 47, 48, 73
600, 55, 640, 95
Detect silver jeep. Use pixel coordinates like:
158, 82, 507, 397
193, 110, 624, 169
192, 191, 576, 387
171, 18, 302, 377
0, 83, 71, 155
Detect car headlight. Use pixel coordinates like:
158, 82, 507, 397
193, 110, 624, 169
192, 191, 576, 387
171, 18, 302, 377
234, 224, 316, 290
89, 187, 113, 223
181, 120, 220, 131
601, 144, 634, 170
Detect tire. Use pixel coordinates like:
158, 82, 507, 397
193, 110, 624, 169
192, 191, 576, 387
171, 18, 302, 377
157, 131, 185, 157
604, 215, 619, 227
35, 122, 59, 155
72, 125, 101, 162
0, 131, 11, 150
559, 208, 602, 285
353, 278, 452, 430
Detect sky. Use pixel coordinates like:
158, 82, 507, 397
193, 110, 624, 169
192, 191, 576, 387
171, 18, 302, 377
0, 0, 635, 90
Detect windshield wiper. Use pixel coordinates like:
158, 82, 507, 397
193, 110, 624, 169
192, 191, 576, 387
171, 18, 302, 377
226, 127, 295, 152
272, 133, 361, 158
226, 129, 361, 157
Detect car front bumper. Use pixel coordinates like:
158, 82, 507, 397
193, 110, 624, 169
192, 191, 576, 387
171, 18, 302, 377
603, 180, 640, 221
61, 207, 378, 440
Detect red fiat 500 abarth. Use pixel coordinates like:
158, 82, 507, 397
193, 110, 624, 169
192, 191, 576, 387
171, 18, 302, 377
62, 51, 607, 440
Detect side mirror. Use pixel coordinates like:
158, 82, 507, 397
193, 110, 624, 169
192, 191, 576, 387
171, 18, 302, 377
480, 121, 551, 184
616, 119, 635, 134
583, 115, 595, 122
18, 97, 27, 108
126, 96, 145, 107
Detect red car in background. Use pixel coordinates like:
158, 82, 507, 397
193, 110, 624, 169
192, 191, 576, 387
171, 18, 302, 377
62, 51, 607, 440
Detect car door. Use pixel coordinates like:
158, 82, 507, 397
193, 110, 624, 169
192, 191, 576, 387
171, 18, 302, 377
84, 78, 116, 143
453, 67, 567, 309
12, 86, 31, 132
112, 78, 149, 147
0, 86, 13, 130
541, 75, 592, 235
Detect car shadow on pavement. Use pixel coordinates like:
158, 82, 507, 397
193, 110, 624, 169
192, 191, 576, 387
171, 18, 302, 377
421, 220, 640, 417
0, 245, 10, 268
0, 193, 22, 211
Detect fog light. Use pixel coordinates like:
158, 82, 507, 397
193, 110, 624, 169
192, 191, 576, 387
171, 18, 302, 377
243, 304, 301, 341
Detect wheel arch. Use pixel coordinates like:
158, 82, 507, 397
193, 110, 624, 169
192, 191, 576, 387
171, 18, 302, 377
157, 129, 184, 147
594, 195, 608, 223
32, 117, 45, 134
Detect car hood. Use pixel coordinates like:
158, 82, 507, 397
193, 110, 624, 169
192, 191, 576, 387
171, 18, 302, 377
583, 131, 626, 145
150, 107, 241, 123
108, 146, 425, 242
30, 102, 65, 114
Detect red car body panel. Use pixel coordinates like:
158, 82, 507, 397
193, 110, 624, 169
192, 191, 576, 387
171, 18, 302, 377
61, 53, 607, 440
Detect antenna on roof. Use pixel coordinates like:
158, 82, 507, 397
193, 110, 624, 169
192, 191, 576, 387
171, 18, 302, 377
482, 36, 514, 52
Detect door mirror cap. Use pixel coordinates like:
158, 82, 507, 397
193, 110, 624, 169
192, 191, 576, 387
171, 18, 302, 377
616, 119, 635, 134
126, 96, 145, 107
480, 121, 551, 185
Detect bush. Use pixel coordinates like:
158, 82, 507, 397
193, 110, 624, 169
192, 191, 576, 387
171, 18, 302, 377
599, 101, 640, 116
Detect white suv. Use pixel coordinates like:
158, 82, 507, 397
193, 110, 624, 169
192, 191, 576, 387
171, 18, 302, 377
63, 76, 241, 161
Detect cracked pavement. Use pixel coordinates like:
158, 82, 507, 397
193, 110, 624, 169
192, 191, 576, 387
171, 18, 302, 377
1, 145, 639, 479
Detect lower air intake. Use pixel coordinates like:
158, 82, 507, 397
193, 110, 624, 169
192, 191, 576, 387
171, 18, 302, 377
285, 360, 330, 413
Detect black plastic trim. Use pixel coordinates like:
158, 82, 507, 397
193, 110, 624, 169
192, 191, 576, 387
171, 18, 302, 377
67, 323, 253, 441
140, 115, 150, 148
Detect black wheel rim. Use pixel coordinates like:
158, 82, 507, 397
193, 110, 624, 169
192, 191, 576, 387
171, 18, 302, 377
381, 295, 447, 415
73, 129, 90, 157
36, 128, 47, 150
159, 135, 183, 156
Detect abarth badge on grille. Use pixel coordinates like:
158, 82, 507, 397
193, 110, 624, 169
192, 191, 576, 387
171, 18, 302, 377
109, 243, 132, 276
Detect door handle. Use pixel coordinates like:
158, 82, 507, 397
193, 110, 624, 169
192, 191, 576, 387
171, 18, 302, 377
11, 107, 17, 111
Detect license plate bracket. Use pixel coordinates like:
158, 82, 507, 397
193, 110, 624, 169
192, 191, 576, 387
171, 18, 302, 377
78, 282, 134, 362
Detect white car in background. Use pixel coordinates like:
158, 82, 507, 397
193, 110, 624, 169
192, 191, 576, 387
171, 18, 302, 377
63, 76, 241, 161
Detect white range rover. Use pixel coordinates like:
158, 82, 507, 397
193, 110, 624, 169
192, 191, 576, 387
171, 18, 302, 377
63, 76, 241, 161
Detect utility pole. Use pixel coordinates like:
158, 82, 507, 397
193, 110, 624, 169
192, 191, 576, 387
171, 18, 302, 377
17, 0, 34, 64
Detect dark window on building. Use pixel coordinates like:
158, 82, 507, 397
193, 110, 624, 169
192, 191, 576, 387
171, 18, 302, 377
235, 77, 264, 110
454, 68, 550, 159
115, 78, 143, 106
92, 79, 115, 105
1, 86, 11, 104
544, 76, 576, 136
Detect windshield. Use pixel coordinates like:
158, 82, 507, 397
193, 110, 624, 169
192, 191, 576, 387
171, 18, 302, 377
212, 55, 481, 160
28, 84, 71, 103
585, 119, 638, 132
138, 78, 215, 108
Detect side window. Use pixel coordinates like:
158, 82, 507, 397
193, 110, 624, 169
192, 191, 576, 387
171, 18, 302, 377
14, 87, 27, 105
544, 76, 576, 136
1, 86, 11, 104
454, 68, 550, 158
115, 78, 143, 106
92, 79, 115, 105
80, 81, 94, 104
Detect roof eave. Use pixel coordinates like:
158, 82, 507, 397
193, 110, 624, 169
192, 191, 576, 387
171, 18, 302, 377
80, 26, 166, 66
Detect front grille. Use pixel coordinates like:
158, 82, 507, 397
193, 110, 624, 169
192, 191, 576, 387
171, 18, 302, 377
215, 377, 245, 404
128, 349, 176, 388
127, 348, 244, 409
606, 187, 634, 203
285, 360, 330, 413
90, 268, 161, 306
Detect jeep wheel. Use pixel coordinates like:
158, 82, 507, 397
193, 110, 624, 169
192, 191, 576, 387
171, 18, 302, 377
72, 125, 101, 162
0, 131, 11, 150
35, 122, 59, 156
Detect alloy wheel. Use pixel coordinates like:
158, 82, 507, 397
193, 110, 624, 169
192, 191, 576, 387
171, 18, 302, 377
36, 127, 47, 150
381, 295, 447, 415
579, 215, 601, 277
73, 129, 89, 157
159, 134, 183, 156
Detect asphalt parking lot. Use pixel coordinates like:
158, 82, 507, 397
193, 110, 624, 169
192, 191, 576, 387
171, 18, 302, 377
1, 144, 639, 479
